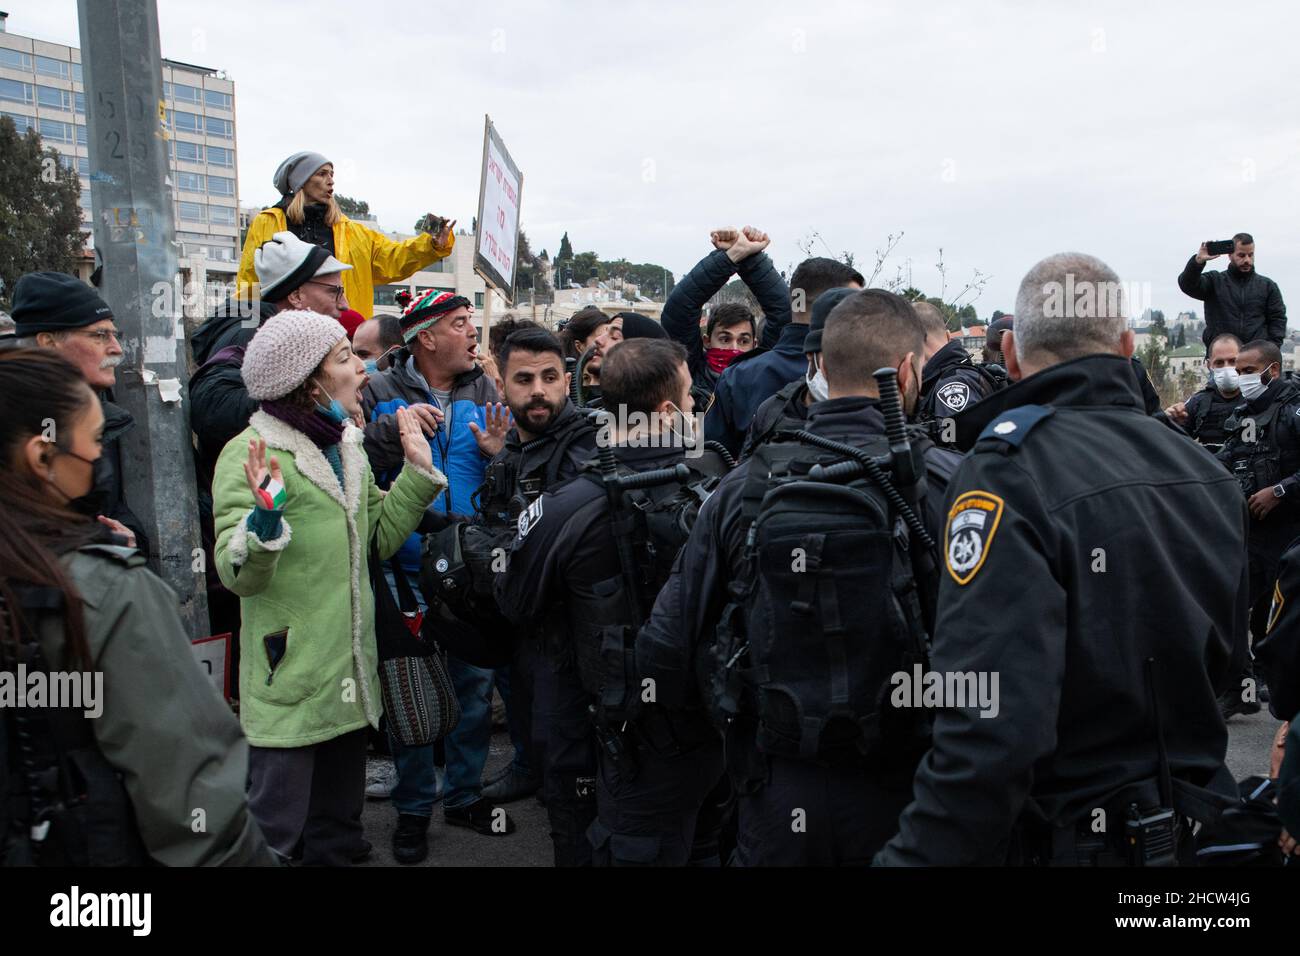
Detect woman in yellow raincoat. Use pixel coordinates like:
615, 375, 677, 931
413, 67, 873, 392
238, 150, 456, 318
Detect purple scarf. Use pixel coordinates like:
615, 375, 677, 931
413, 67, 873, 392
260, 399, 345, 450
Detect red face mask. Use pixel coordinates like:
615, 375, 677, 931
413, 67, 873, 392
706, 348, 744, 373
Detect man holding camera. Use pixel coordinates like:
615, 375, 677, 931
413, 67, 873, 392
1179, 233, 1286, 350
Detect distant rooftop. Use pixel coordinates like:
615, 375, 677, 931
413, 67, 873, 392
162, 57, 223, 77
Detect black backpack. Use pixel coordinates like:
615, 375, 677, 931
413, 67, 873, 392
576, 460, 718, 700
710, 432, 933, 763
1, 581, 147, 866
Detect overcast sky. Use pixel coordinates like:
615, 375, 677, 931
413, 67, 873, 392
15, 0, 1300, 323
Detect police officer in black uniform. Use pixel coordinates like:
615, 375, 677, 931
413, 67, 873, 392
496, 338, 724, 866
636, 290, 959, 865
874, 253, 1247, 866
1215, 338, 1300, 717
915, 301, 1002, 427
741, 288, 855, 459
1164, 333, 1241, 450
431, 327, 599, 864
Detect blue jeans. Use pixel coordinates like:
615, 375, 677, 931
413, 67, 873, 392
442, 657, 532, 811
383, 568, 442, 818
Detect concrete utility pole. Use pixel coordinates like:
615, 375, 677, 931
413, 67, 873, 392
77, 0, 209, 639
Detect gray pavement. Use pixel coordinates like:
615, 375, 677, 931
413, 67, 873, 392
357, 711, 1284, 867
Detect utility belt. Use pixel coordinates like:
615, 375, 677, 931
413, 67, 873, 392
589, 703, 716, 780
1009, 777, 1223, 867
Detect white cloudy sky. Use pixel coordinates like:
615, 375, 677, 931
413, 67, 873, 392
16, 0, 1300, 322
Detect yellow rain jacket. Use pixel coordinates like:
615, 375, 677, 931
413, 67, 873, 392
237, 207, 453, 318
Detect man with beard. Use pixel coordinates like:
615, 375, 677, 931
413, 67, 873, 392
1180, 233, 1286, 350
1164, 333, 1242, 451
472, 327, 599, 862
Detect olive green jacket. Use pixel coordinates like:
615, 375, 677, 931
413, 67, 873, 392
212, 412, 444, 747
36, 544, 278, 866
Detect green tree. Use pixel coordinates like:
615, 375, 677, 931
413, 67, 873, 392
991, 309, 1006, 321
1149, 309, 1168, 345
557, 231, 573, 263
0, 117, 84, 310
1139, 339, 1172, 403
571, 251, 599, 285
1175, 325, 1187, 348
335, 194, 369, 218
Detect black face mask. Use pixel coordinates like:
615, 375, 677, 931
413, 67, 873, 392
50, 449, 113, 517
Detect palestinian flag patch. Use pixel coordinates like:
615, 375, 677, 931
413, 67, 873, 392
945, 490, 1004, 585
256, 475, 286, 511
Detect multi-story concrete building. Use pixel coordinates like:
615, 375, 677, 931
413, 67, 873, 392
0, 11, 239, 294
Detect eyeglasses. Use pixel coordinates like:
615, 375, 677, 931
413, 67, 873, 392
74, 329, 122, 344
305, 280, 346, 304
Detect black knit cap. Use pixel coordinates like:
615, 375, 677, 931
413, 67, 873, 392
615, 311, 667, 340
803, 286, 856, 354
11, 271, 113, 336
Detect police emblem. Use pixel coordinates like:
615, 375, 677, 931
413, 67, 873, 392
435, 557, 450, 574
945, 490, 1005, 585
936, 381, 972, 413
517, 496, 544, 538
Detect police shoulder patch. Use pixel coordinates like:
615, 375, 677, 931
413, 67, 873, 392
976, 404, 1054, 448
936, 380, 972, 413
945, 490, 1005, 585
517, 496, 544, 538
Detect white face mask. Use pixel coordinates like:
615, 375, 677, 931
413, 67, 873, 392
1238, 370, 1270, 401
806, 360, 829, 402
1210, 366, 1240, 394
666, 402, 697, 446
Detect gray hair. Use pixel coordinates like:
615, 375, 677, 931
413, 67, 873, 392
1013, 252, 1127, 363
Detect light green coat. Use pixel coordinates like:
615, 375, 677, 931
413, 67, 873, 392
213, 410, 444, 747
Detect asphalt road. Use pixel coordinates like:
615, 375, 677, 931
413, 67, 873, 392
357, 709, 1285, 867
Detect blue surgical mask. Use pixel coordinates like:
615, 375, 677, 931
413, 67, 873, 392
364, 359, 380, 375
312, 379, 348, 423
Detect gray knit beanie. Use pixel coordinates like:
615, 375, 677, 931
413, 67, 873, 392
242, 309, 346, 400
273, 151, 331, 197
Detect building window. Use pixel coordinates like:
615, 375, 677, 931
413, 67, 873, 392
179, 201, 206, 222
34, 55, 71, 80
177, 171, 205, 193
206, 145, 234, 167
162, 81, 171, 99
207, 174, 235, 196
2, 111, 35, 133
77, 155, 89, 177
174, 140, 202, 163
171, 82, 202, 105
74, 91, 85, 114
79, 189, 93, 210
171, 110, 203, 134
76, 123, 86, 145
204, 89, 232, 111
0, 78, 34, 106
374, 285, 407, 307
38, 118, 74, 144
72, 63, 82, 83
208, 205, 236, 226
474, 292, 484, 308
36, 85, 73, 111
0, 49, 33, 72
205, 117, 233, 139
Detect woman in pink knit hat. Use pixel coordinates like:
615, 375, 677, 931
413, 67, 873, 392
211, 308, 446, 865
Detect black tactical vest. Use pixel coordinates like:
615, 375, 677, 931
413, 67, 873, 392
1189, 388, 1239, 449
1220, 383, 1300, 497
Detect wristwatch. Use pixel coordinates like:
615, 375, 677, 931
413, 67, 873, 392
1273, 483, 1287, 498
